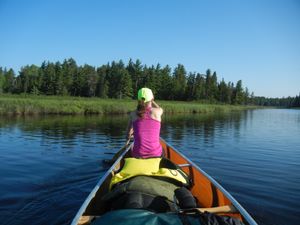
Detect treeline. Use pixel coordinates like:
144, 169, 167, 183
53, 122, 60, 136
252, 95, 300, 108
0, 58, 252, 104
0, 58, 298, 107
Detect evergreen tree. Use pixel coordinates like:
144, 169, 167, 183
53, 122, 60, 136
233, 80, 244, 104
40, 62, 56, 95
173, 64, 187, 100
106, 61, 119, 98
205, 69, 212, 100
3, 68, 15, 93
0, 67, 6, 93
153, 63, 163, 99
194, 73, 206, 100
143, 65, 158, 93
127, 59, 143, 97
211, 72, 219, 100
18, 65, 40, 94
185, 72, 196, 100
228, 82, 234, 104
244, 87, 250, 105
205, 69, 218, 101
54, 62, 66, 95
81, 65, 97, 97
96, 65, 109, 98
157, 65, 173, 100
62, 58, 77, 94
107, 60, 133, 99
119, 69, 133, 99
72, 66, 86, 96
218, 78, 228, 103
293, 93, 300, 107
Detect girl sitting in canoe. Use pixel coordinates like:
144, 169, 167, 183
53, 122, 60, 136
126, 87, 163, 158
105, 88, 163, 163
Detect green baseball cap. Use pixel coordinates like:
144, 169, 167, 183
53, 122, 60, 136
137, 88, 154, 102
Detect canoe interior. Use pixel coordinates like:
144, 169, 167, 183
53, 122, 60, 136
160, 140, 243, 221
76, 139, 250, 224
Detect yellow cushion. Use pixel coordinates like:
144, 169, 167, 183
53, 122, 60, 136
110, 157, 189, 188
121, 157, 161, 175
110, 158, 161, 188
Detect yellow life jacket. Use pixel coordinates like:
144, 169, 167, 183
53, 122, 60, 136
110, 157, 189, 188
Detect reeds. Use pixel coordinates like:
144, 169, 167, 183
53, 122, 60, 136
0, 94, 255, 115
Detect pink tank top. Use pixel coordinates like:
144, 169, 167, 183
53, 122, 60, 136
132, 107, 162, 158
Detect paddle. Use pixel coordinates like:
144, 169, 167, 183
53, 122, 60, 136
103, 139, 131, 165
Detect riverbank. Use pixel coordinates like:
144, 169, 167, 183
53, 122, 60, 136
0, 94, 257, 115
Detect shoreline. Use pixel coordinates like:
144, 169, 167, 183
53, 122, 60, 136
0, 94, 258, 116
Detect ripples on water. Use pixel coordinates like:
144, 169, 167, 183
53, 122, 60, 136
163, 110, 300, 225
0, 110, 299, 225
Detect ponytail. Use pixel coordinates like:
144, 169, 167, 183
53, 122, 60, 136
136, 100, 146, 118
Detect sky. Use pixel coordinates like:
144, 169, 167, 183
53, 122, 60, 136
0, 0, 299, 98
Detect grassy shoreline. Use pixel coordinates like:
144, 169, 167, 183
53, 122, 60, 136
0, 94, 257, 115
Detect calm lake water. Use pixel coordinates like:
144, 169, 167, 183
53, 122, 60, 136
0, 109, 299, 225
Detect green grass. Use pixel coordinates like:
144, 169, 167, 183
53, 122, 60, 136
0, 94, 257, 115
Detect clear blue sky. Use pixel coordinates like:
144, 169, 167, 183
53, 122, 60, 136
0, 0, 299, 98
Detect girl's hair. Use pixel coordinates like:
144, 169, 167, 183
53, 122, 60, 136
136, 100, 146, 118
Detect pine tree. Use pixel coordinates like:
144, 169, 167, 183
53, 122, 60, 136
293, 93, 300, 107
106, 60, 133, 99
96, 65, 109, 98
4, 68, 15, 93
218, 78, 228, 103
157, 65, 173, 100
233, 80, 244, 104
72, 66, 86, 96
127, 59, 143, 97
106, 61, 119, 98
54, 62, 66, 95
211, 72, 218, 101
185, 72, 196, 100
18, 65, 40, 94
119, 69, 133, 99
194, 73, 206, 100
62, 58, 77, 95
40, 62, 56, 95
205, 69, 218, 101
0, 67, 6, 93
228, 82, 234, 104
244, 87, 250, 105
80, 65, 97, 97
143, 65, 158, 93
173, 64, 187, 100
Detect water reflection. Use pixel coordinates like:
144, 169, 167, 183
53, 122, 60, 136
162, 111, 246, 146
0, 115, 128, 138
0, 112, 247, 144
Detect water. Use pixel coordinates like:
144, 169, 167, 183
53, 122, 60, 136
0, 109, 299, 225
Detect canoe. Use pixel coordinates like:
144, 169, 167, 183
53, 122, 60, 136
71, 138, 257, 225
